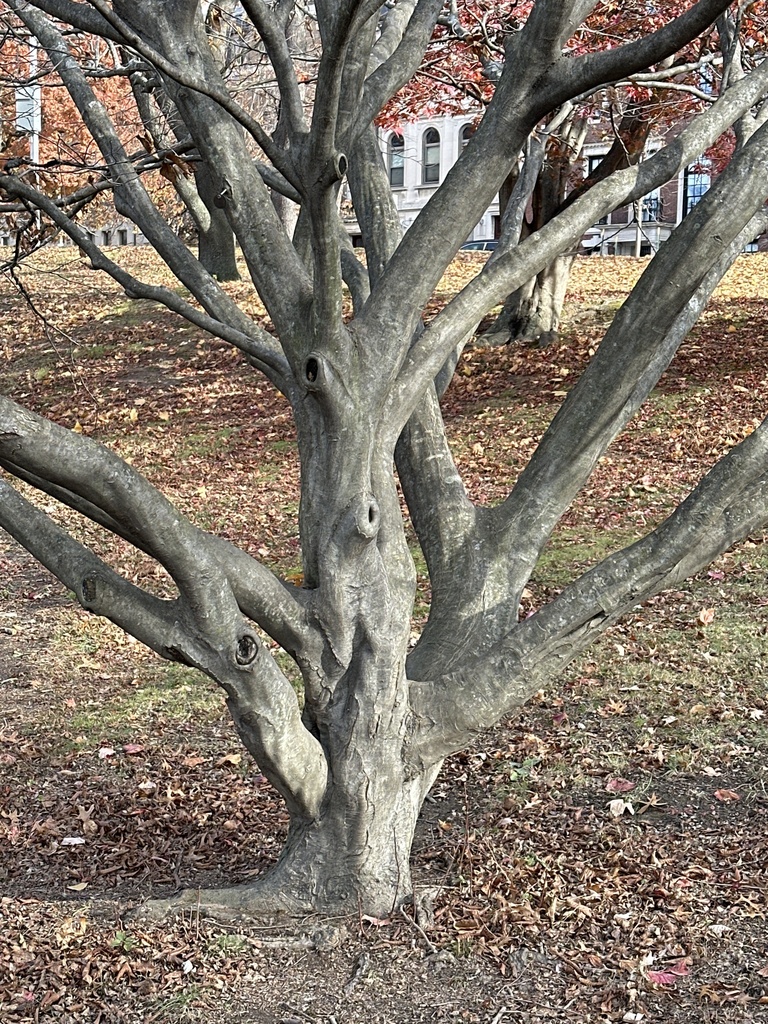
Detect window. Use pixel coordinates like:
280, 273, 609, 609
683, 164, 710, 216
422, 127, 440, 184
101, 230, 111, 245
642, 194, 663, 221
460, 124, 475, 150
117, 228, 128, 245
388, 133, 404, 188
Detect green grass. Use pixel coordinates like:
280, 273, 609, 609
62, 662, 222, 749
177, 427, 238, 459
531, 524, 643, 590
73, 343, 108, 360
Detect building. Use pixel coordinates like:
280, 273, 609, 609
346, 116, 765, 256
347, 114, 500, 248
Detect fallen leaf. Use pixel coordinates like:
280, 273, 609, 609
123, 742, 144, 755
697, 607, 715, 626
713, 788, 740, 802
61, 836, 86, 846
98, 746, 116, 759
647, 969, 679, 986
606, 777, 635, 793
67, 881, 89, 891
217, 752, 242, 766
668, 959, 690, 977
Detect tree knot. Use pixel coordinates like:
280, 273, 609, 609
354, 497, 380, 541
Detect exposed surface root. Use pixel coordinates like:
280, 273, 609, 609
129, 884, 349, 949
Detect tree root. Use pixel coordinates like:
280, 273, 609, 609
127, 883, 348, 949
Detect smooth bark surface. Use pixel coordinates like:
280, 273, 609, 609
1, 0, 767, 918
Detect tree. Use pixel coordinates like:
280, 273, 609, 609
1, 0, 768, 920
382, 1, 768, 343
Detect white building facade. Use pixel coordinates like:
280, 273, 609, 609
346, 116, 766, 257
347, 115, 500, 247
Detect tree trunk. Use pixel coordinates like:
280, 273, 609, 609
195, 163, 240, 281
201, 755, 434, 917
488, 253, 575, 345
182, 607, 436, 917
272, 190, 300, 240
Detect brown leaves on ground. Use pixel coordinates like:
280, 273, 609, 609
2, 252, 768, 1022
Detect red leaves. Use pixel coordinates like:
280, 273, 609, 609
647, 959, 690, 987
713, 788, 740, 802
697, 607, 716, 627
605, 777, 635, 793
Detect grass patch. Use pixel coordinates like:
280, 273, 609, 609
531, 523, 643, 590
61, 662, 222, 750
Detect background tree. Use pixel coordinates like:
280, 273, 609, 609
1, 0, 768, 920
383, 0, 767, 343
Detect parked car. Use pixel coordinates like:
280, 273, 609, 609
460, 239, 498, 251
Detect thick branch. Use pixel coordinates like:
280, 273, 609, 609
353, 0, 444, 134
0, 453, 316, 661
562, 0, 732, 101
0, 172, 288, 381
239, 0, 306, 135
19, 0, 122, 39
88, 0, 295, 178
10, 2, 281, 362
409, 416, 768, 764
0, 413, 328, 818
390, 57, 768, 431
0, 478, 181, 656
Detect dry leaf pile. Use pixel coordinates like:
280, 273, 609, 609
0, 250, 766, 1023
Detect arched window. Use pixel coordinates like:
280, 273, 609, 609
422, 127, 440, 184
460, 123, 475, 150
388, 132, 404, 188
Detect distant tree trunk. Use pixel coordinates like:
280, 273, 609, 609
195, 164, 240, 281
492, 253, 575, 345
486, 106, 652, 344
272, 190, 300, 240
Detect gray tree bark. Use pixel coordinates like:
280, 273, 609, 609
0, 0, 765, 920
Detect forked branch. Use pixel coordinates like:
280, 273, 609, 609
409, 415, 768, 765
0, 406, 328, 818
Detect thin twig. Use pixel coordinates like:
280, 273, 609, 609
399, 905, 438, 955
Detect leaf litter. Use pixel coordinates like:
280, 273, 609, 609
1, 250, 767, 1022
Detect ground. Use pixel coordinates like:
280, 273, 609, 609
0, 249, 767, 1023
